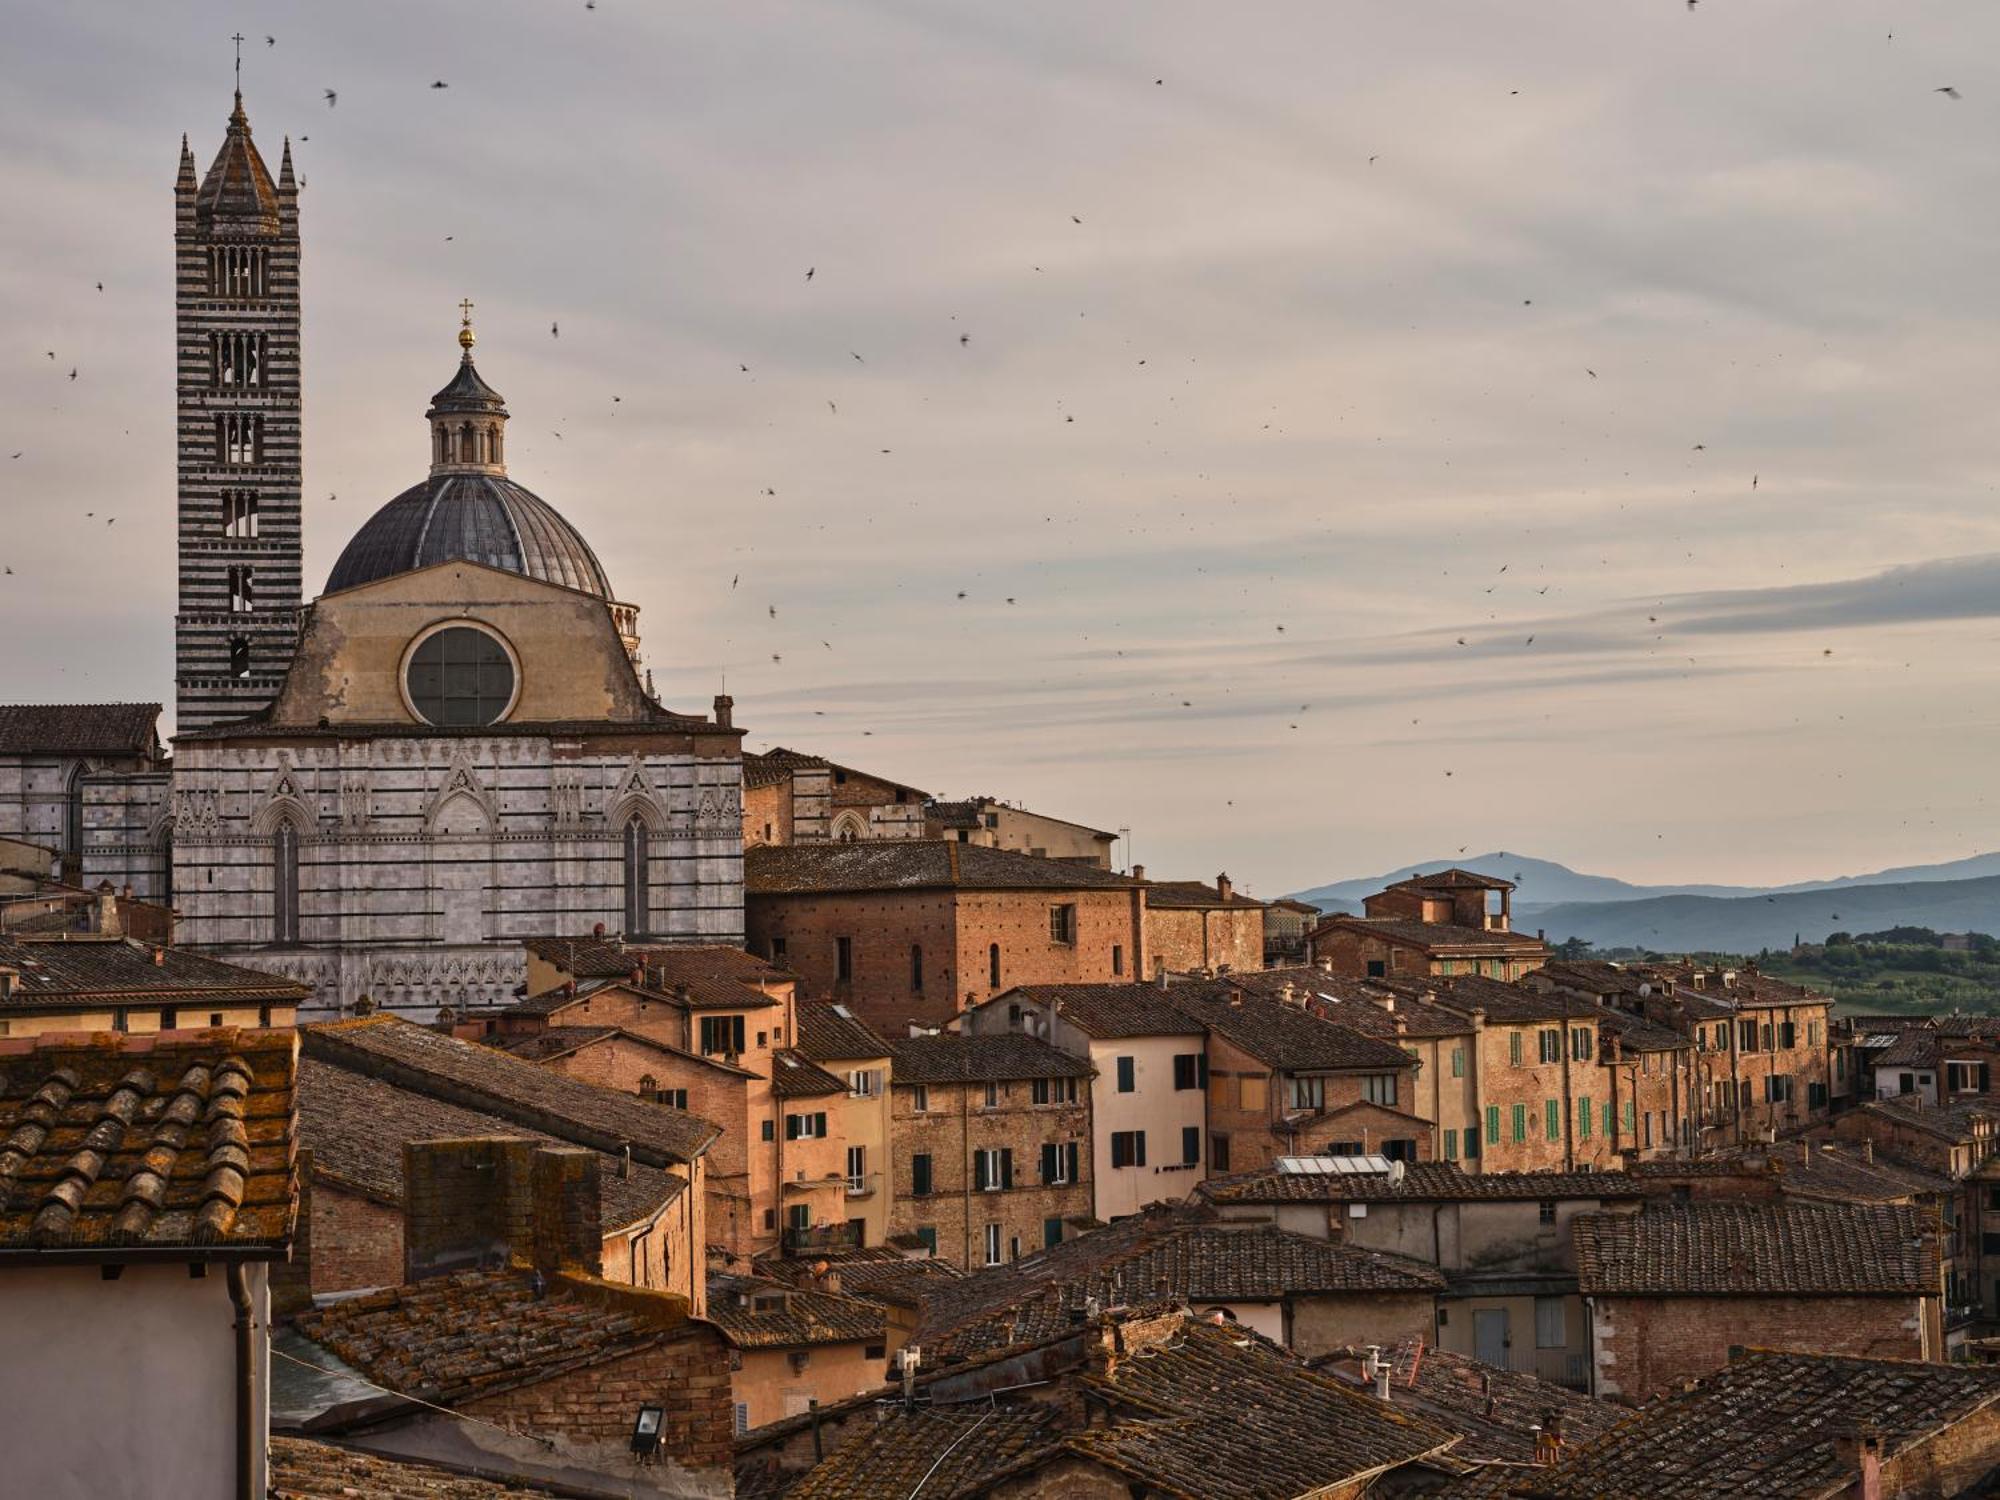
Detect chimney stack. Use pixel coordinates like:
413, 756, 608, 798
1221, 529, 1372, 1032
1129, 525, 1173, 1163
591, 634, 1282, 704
1131, 863, 1147, 884
1216, 873, 1233, 903
402, 1138, 603, 1283
1832, 1431, 1883, 1500
712, 693, 734, 729
1862, 1140, 1874, 1164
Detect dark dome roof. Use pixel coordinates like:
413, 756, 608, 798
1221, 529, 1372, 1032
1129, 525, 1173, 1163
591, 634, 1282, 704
325, 472, 615, 599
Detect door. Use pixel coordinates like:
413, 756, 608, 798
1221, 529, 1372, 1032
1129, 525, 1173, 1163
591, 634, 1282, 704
1474, 1308, 1510, 1369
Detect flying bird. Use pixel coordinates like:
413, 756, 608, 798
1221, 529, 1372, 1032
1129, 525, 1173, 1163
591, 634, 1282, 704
959, 334, 970, 346
851, 352, 864, 362
1071, 215, 1082, 224
324, 89, 337, 107
95, 282, 103, 292
265, 34, 276, 46
431, 80, 450, 89
68, 368, 77, 381
550, 321, 559, 338
1937, 86, 1962, 99
805, 267, 815, 282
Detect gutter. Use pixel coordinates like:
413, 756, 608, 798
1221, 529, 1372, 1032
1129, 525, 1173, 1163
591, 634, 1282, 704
228, 1260, 258, 1500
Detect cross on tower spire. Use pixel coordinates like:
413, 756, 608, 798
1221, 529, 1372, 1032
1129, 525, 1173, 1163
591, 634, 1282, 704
458, 298, 476, 353
231, 32, 245, 98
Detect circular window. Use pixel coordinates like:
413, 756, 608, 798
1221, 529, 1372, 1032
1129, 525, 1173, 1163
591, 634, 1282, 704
405, 626, 515, 726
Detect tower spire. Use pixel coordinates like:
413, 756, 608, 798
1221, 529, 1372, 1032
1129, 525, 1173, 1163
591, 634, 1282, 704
428, 308, 509, 476
231, 31, 245, 104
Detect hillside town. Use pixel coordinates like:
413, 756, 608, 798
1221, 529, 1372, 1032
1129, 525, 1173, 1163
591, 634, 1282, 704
10, 39, 2000, 1500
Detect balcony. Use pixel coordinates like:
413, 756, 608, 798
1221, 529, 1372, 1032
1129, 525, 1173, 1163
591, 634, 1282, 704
845, 1173, 879, 1199
783, 1223, 860, 1254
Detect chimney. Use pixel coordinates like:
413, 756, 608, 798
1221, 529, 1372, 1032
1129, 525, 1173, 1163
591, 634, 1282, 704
1862, 1140, 1874, 1164
1832, 1431, 1883, 1500
93, 881, 120, 937
712, 693, 734, 729
402, 1138, 603, 1282
1131, 864, 1147, 884
1216, 873, 1233, 903
592, 921, 606, 939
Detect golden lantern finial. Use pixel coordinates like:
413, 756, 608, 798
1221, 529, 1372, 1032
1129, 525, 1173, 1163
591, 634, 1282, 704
457, 298, 476, 352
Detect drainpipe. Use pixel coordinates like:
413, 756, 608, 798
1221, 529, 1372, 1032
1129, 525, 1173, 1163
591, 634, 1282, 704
961, 1078, 972, 1270
227, 1261, 257, 1500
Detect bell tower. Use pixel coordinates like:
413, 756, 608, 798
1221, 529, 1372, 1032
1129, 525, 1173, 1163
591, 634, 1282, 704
173, 75, 303, 731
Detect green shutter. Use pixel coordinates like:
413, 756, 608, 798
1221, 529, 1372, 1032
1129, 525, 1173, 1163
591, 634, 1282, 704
1546, 1099, 1560, 1140
1445, 1129, 1459, 1161
1578, 1097, 1592, 1138
1451, 1047, 1464, 1078
1487, 1105, 1501, 1145
1624, 1099, 1636, 1135
1510, 1103, 1526, 1142
1509, 1031, 1523, 1066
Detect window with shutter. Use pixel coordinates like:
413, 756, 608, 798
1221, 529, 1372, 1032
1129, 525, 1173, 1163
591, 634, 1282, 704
1182, 1126, 1200, 1166
1066, 1142, 1080, 1183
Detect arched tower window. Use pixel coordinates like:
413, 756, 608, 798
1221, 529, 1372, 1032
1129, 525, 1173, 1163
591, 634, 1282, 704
157, 823, 175, 911
62, 764, 86, 875
623, 816, 650, 936
273, 821, 300, 944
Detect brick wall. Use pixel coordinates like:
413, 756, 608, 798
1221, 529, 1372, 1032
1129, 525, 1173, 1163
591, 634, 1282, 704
1590, 1293, 1931, 1404
310, 1179, 406, 1293
1472, 1021, 1615, 1173
888, 1080, 1093, 1270
955, 889, 1140, 1017
1143, 905, 1264, 976
461, 1326, 735, 1477
402, 1138, 602, 1281
1292, 1102, 1434, 1161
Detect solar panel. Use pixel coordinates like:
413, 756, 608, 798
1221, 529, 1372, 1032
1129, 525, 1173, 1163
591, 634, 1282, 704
1275, 1154, 1391, 1176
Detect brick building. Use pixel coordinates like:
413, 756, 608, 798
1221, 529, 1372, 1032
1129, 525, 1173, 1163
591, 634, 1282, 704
296, 1015, 718, 1310
286, 1140, 734, 1496
742, 747, 928, 848
1203, 1159, 1648, 1390
886, 1033, 1095, 1269
1310, 869, 1550, 982
1138, 869, 1267, 975
0, 928, 307, 1038
1572, 1201, 1944, 1403
745, 841, 1145, 1033
506, 938, 845, 1259
1264, 897, 1323, 965
704, 1271, 889, 1433
923, 797, 1119, 867
793, 999, 896, 1250
1161, 976, 1420, 1177
963, 982, 1211, 1221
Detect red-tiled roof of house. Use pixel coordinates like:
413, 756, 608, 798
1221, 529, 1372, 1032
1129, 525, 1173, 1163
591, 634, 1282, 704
0, 703, 161, 756
1629, 1144, 1952, 1206
888, 1033, 1094, 1085
1315, 915, 1550, 955
301, 1016, 720, 1166
1388, 868, 1518, 893
296, 1057, 685, 1234
783, 1406, 1062, 1500
0, 1027, 296, 1258
1453, 1350, 2000, 1499
793, 999, 890, 1063
1596, 1008, 1691, 1053
269, 1437, 565, 1498
483, 1024, 757, 1083
1140, 878, 1268, 910
1203, 1161, 1647, 1206
758, 1248, 966, 1310
518, 939, 790, 1010
746, 841, 1139, 895
1353, 1340, 1619, 1468
1854, 1091, 2000, 1143
1429, 975, 1599, 1023
986, 983, 1207, 1039
291, 1267, 701, 1407
0, 936, 308, 1009
704, 1273, 887, 1349
1572, 1202, 1939, 1297
768, 1050, 847, 1099
1228, 968, 1474, 1039
1162, 979, 1418, 1072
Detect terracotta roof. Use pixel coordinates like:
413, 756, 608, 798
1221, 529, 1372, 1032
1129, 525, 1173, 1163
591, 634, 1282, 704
1268, 898, 1324, 915
484, 1023, 757, 1082
1572, 1202, 1939, 1297
1596, 1008, 1691, 1054
768, 1049, 847, 1099
705, 1273, 887, 1349
1855, 1092, 2000, 1143
746, 841, 1139, 895
759, 1248, 966, 1310
924, 798, 1116, 839
301, 1016, 720, 1165
1317, 915, 1550, 955
1229, 969, 1473, 1040
1647, 964, 1828, 1010
1163, 979, 1417, 1072
296, 1057, 685, 1233
787, 1315, 1455, 1500
918, 1216, 1444, 1364
888, 1033, 1094, 1085
1204, 1161, 1648, 1206
1141, 878, 1268, 911
269, 1437, 564, 1498
0, 1028, 295, 1258
1630, 1145, 1953, 1206
988, 983, 1206, 1039
794, 1000, 889, 1063
1873, 1029, 1941, 1069
517, 939, 788, 1010
0, 936, 309, 1010
1429, 975, 1599, 1024
1470, 1349, 2000, 1499
1390, 868, 1517, 893
1531, 959, 1654, 1000
0, 702, 160, 756
292, 1267, 702, 1406
785, 1406, 1063, 1500
1325, 1340, 1621, 1468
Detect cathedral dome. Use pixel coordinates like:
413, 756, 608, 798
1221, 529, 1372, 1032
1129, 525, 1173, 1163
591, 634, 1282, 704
324, 313, 617, 602
325, 472, 616, 599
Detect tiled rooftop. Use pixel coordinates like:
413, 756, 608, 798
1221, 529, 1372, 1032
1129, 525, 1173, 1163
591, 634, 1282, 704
0, 1028, 295, 1257
1204, 1161, 1648, 1205
1318, 916, 1549, 954
269, 1437, 563, 1498
759, 1248, 965, 1310
768, 1049, 847, 1099
296, 1057, 685, 1234
990, 983, 1207, 1039
1572, 1202, 1939, 1297
302, 1016, 719, 1166
746, 841, 1139, 895
1164, 978, 1417, 1072
516, 939, 788, 1011
704, 1273, 887, 1349
784, 1406, 1062, 1500
1430, 975, 1601, 1024
1139, 878, 1268, 910
0, 702, 160, 756
793, 999, 890, 1063
888, 1033, 1094, 1085
291, 1267, 692, 1406
917, 1218, 1444, 1364
1467, 1350, 2000, 1498
0, 935, 309, 1009
1229, 968, 1473, 1039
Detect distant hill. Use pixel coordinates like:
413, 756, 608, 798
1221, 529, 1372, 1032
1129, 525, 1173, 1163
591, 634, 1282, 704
1288, 852, 1756, 912
1770, 851, 2000, 894
1527, 876, 2000, 954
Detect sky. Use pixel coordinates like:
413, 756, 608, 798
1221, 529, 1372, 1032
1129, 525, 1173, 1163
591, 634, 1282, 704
5, 1, 2000, 898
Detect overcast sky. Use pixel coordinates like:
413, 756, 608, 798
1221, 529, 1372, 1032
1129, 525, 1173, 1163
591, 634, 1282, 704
6, 1, 2000, 896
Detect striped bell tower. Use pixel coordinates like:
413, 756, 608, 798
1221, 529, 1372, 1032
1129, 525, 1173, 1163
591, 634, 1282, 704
173, 87, 303, 731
